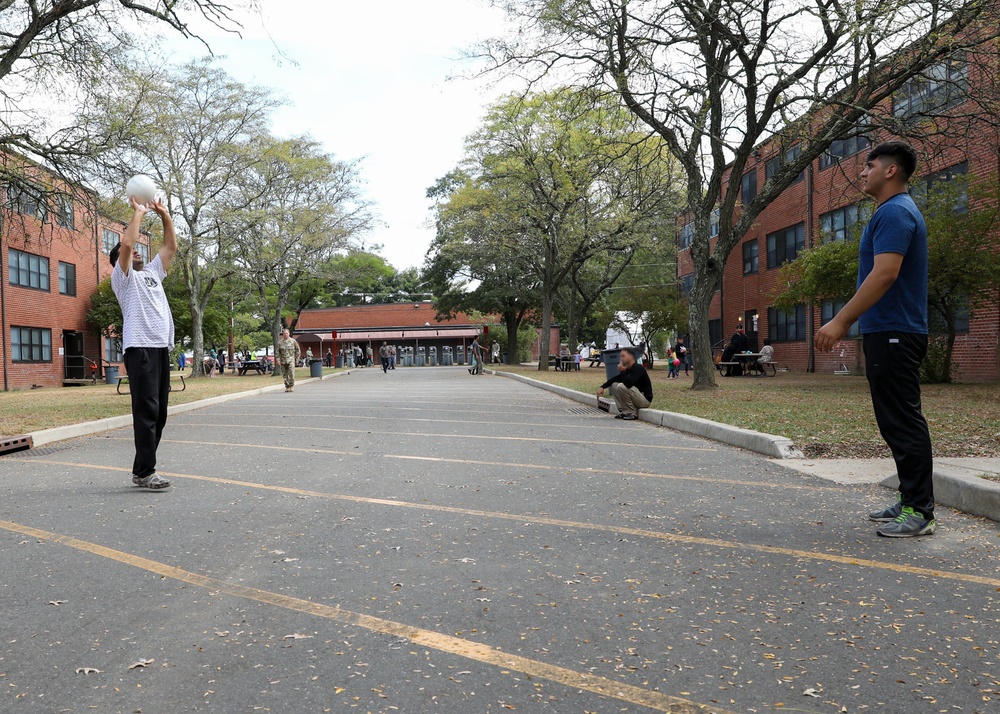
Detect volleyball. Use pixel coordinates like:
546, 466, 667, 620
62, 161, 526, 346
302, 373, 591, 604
126, 174, 158, 204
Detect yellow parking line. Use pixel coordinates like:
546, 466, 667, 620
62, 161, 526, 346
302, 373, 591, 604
150, 429, 715, 453
23, 459, 1000, 589
383, 454, 841, 492
142, 439, 360, 457
0, 518, 728, 714
177, 415, 649, 434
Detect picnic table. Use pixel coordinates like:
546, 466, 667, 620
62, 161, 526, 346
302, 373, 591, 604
549, 355, 576, 371
115, 372, 187, 395
718, 353, 777, 377
238, 360, 267, 376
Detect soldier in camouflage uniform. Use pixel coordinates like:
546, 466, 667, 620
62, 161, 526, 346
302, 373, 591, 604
277, 328, 301, 392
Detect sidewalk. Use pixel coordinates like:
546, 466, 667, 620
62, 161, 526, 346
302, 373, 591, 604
775, 457, 1000, 522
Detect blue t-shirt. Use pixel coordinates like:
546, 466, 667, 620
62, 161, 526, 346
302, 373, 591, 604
857, 192, 928, 334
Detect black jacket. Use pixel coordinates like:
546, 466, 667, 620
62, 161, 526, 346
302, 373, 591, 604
601, 363, 653, 403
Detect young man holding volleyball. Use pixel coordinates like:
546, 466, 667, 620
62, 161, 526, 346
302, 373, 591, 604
110, 192, 177, 490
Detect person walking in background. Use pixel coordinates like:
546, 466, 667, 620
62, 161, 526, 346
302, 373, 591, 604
666, 348, 678, 379
675, 336, 689, 376
573, 349, 582, 371
389, 344, 397, 370
325, 348, 333, 368
379, 341, 391, 373
491, 340, 501, 364
110, 196, 177, 490
277, 328, 301, 393
305, 347, 313, 368
365, 344, 374, 367
469, 335, 484, 375
815, 141, 935, 538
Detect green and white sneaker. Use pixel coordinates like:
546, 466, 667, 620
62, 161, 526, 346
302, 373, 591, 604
868, 495, 903, 522
876, 506, 935, 538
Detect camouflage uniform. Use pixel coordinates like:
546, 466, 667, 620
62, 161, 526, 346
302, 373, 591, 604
277, 337, 301, 390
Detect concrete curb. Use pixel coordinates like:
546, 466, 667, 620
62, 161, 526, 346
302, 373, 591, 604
489, 370, 804, 459
880, 469, 1000, 524
29, 371, 350, 448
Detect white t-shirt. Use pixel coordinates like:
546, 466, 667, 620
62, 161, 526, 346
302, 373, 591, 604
111, 255, 175, 352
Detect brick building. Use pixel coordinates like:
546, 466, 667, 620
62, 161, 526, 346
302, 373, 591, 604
1, 157, 152, 390
295, 302, 561, 365
295, 303, 487, 365
677, 51, 1000, 381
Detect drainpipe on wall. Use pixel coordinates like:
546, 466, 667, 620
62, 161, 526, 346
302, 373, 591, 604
805, 163, 816, 373
93, 194, 102, 378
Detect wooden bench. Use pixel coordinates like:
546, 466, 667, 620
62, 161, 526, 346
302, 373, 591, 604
116, 373, 187, 395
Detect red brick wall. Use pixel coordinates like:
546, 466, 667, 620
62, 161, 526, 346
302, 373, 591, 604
530, 327, 562, 361
1, 180, 150, 390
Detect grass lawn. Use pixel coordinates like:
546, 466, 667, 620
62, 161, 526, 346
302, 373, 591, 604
495, 365, 1000, 459
0, 367, 344, 436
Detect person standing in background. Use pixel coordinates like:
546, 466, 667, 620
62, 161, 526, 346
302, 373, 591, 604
277, 329, 301, 393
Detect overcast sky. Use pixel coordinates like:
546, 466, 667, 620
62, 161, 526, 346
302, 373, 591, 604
171, 0, 511, 270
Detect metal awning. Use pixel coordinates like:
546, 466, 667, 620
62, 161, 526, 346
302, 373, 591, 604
318, 327, 479, 342
295, 328, 480, 341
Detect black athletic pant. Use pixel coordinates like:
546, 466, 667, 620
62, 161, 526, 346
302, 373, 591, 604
123, 347, 171, 478
863, 332, 934, 519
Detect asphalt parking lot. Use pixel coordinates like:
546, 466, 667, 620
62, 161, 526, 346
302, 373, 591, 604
1, 366, 998, 713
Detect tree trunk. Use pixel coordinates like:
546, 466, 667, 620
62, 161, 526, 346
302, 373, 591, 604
688, 279, 719, 390
189, 300, 205, 377
537, 293, 553, 371
944, 321, 957, 384
504, 311, 521, 366
565, 289, 579, 350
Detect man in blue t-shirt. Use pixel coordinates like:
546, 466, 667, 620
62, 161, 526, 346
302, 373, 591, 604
815, 141, 935, 538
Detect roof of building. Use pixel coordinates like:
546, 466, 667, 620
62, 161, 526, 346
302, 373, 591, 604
295, 303, 480, 332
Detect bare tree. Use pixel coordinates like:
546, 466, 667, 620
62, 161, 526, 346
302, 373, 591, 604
81, 58, 280, 376
0, 0, 250, 182
487, 0, 1000, 388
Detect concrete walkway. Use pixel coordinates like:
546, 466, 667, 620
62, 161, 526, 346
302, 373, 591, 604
1, 367, 998, 713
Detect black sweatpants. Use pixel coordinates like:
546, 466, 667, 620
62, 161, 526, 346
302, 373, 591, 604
863, 332, 934, 518
123, 347, 171, 478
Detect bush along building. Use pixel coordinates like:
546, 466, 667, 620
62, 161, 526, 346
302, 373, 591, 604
1, 157, 152, 390
676, 46, 1000, 381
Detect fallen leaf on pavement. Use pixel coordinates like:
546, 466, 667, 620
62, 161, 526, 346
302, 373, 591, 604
283, 633, 313, 640
803, 688, 822, 697
128, 659, 154, 669
48, 600, 67, 606
75, 667, 101, 675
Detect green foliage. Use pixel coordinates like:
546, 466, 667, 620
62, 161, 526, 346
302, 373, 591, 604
771, 238, 859, 313
86, 278, 122, 340
605, 240, 686, 361
487, 324, 536, 363
921, 335, 954, 385
426, 88, 682, 369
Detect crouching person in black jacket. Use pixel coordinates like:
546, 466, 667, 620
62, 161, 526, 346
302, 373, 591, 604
597, 347, 654, 421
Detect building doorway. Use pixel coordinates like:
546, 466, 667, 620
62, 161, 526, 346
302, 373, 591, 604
63, 330, 85, 380
744, 310, 759, 352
